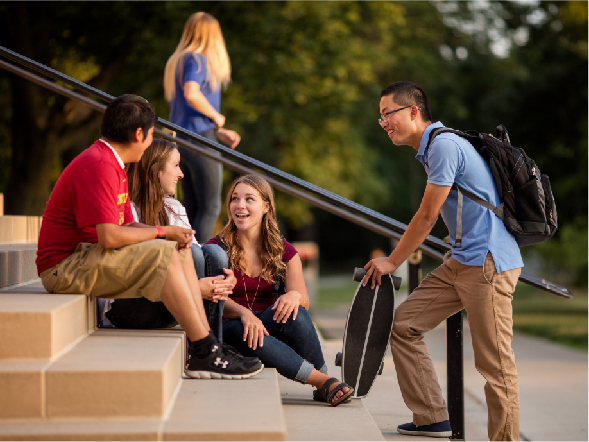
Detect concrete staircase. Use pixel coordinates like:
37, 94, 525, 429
0, 203, 286, 440
0, 195, 386, 441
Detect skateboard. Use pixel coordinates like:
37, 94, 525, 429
334, 267, 401, 398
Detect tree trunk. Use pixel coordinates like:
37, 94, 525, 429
3, 3, 103, 215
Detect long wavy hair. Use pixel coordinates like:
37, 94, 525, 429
219, 174, 286, 282
127, 139, 177, 227
164, 12, 231, 101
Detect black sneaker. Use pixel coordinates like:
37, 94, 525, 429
185, 343, 264, 379
221, 342, 260, 363
397, 420, 452, 438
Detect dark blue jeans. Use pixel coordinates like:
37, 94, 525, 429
223, 306, 328, 382
191, 243, 227, 342
105, 243, 227, 342
177, 128, 222, 244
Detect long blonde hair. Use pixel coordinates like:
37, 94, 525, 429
164, 12, 231, 101
219, 175, 286, 282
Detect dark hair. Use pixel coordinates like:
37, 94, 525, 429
381, 81, 432, 122
100, 94, 158, 143
127, 139, 176, 227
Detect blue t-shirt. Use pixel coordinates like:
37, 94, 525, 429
415, 122, 523, 273
169, 53, 220, 134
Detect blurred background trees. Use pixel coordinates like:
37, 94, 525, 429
0, 1, 586, 285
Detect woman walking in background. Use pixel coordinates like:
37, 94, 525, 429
164, 12, 240, 243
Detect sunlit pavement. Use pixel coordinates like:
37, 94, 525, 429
312, 290, 588, 441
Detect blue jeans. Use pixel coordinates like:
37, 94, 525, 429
192, 243, 228, 342
177, 128, 222, 244
105, 243, 227, 340
223, 306, 328, 382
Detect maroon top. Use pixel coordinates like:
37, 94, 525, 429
205, 237, 298, 312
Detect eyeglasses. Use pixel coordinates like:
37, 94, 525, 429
378, 105, 418, 126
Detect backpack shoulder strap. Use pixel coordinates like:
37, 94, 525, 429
426, 128, 505, 247
425, 127, 468, 167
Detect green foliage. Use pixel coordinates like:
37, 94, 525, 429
0, 1, 586, 283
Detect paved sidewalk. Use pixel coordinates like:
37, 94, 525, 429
312, 294, 588, 441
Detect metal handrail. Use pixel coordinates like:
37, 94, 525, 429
1, 45, 576, 441
0, 46, 573, 299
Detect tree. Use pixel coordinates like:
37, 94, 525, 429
0, 2, 197, 214
0, 1, 585, 283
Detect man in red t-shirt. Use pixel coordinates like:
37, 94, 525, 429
36, 94, 262, 380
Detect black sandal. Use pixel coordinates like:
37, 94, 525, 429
313, 388, 352, 404
314, 377, 354, 406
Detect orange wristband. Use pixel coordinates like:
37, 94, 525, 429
155, 226, 166, 239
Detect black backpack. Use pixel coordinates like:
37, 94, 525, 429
426, 125, 558, 247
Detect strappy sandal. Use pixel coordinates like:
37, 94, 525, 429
314, 377, 354, 406
313, 388, 352, 404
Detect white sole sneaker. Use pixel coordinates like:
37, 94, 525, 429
398, 428, 452, 438
185, 364, 264, 380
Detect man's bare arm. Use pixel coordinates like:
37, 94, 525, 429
363, 183, 452, 288
96, 223, 194, 249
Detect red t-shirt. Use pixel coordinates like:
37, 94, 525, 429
205, 237, 298, 312
36, 140, 134, 274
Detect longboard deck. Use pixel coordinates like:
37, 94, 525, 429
341, 273, 396, 398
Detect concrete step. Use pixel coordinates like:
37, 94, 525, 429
279, 325, 384, 441
164, 368, 286, 440
0, 329, 185, 419
0, 243, 39, 288
0, 215, 42, 244
0, 359, 51, 419
0, 368, 286, 441
45, 328, 184, 419
0, 329, 184, 420
0, 281, 93, 359
0, 417, 164, 441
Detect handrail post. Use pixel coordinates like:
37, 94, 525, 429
447, 311, 465, 440
407, 250, 422, 293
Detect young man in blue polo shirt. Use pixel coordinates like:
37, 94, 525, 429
363, 81, 523, 441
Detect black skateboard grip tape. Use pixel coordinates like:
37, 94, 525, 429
354, 267, 402, 290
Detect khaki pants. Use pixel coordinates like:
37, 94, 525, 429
41, 240, 185, 302
391, 252, 521, 441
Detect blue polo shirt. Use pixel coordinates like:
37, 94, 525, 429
169, 53, 220, 134
416, 122, 523, 273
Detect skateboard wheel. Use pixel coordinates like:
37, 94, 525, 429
353, 268, 366, 282
392, 276, 402, 291
335, 352, 342, 367
378, 361, 384, 375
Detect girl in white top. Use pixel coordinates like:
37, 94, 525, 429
101, 139, 234, 334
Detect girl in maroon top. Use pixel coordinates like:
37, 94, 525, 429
205, 174, 353, 406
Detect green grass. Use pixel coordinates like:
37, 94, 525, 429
317, 275, 588, 352
511, 284, 587, 351
316, 280, 358, 308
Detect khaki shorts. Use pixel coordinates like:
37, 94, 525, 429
40, 240, 187, 302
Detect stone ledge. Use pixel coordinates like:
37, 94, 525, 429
0, 369, 286, 441
46, 331, 183, 419
0, 216, 41, 244
163, 368, 286, 441
0, 290, 87, 359
0, 418, 163, 441
0, 244, 39, 289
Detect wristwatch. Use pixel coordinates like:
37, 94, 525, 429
156, 226, 166, 239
